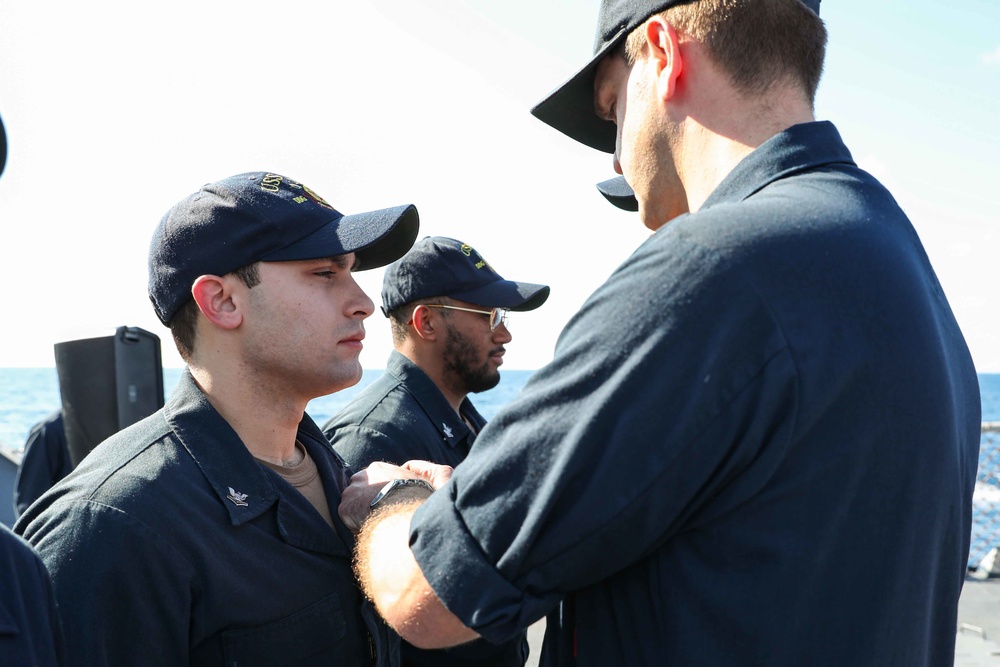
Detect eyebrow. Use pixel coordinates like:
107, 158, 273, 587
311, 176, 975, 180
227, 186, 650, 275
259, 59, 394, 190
332, 254, 360, 271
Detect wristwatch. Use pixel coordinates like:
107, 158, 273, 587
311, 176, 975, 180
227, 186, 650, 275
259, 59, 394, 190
369, 478, 435, 509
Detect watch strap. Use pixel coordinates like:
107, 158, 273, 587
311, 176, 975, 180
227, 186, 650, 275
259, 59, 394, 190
370, 478, 435, 509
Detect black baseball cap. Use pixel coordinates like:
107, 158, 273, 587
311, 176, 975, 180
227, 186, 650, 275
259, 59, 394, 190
380, 236, 550, 316
597, 176, 639, 211
149, 171, 420, 325
531, 0, 822, 153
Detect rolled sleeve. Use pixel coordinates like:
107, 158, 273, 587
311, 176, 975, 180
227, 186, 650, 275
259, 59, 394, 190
411, 481, 560, 644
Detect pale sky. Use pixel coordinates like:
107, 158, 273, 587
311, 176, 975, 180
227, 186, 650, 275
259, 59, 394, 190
1, 0, 998, 372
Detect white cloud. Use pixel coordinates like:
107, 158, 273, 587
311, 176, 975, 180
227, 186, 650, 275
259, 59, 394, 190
982, 45, 1000, 65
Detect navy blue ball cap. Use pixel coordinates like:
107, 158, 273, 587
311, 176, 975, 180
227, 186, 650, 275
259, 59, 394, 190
597, 176, 639, 211
148, 171, 420, 325
531, 0, 821, 153
381, 236, 550, 316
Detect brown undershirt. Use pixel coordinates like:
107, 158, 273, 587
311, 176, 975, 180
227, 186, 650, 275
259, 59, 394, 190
256, 442, 334, 528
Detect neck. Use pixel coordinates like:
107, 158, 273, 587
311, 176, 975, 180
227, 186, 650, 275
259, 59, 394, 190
438, 382, 468, 417
396, 345, 467, 417
639, 54, 816, 230
681, 89, 815, 214
189, 362, 306, 464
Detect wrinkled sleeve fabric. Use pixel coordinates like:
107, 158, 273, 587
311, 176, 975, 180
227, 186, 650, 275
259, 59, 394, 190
410, 225, 799, 643
21, 500, 195, 667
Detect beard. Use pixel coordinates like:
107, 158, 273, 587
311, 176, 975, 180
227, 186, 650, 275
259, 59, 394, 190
442, 325, 501, 395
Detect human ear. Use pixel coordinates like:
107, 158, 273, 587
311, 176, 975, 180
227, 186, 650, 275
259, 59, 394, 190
645, 17, 682, 100
410, 305, 438, 342
191, 275, 243, 330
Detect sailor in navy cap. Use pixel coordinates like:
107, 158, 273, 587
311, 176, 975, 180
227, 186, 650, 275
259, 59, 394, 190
325, 236, 548, 667
17, 171, 419, 665
342, 2, 980, 665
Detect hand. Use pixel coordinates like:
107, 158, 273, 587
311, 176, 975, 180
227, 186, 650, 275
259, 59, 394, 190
338, 461, 453, 533
401, 459, 454, 489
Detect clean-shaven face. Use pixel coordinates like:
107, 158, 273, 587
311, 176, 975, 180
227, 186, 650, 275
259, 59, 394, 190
240, 254, 374, 401
594, 48, 687, 230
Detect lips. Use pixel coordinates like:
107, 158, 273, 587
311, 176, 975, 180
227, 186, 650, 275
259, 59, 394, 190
339, 330, 366, 348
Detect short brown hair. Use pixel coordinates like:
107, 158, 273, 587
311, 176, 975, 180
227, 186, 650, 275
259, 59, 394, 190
387, 297, 452, 344
625, 0, 827, 102
169, 262, 261, 363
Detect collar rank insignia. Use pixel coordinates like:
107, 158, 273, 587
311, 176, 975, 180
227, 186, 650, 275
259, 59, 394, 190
227, 487, 249, 507
442, 423, 454, 439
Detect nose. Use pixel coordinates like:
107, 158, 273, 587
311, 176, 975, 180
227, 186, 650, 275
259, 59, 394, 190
493, 321, 513, 344
613, 154, 623, 175
347, 275, 375, 320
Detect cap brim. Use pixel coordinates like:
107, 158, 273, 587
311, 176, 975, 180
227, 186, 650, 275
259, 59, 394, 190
0, 113, 7, 178
530, 32, 625, 154
454, 280, 551, 312
264, 204, 419, 270
597, 176, 639, 211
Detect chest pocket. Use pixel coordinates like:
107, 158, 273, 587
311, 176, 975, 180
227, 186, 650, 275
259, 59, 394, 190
220, 592, 355, 666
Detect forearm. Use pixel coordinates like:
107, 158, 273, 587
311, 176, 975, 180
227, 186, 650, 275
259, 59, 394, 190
355, 500, 479, 649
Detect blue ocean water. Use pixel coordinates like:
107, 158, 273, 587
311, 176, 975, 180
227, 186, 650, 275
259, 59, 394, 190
0, 367, 537, 451
2, 368, 999, 564
5, 368, 998, 447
